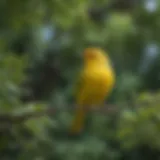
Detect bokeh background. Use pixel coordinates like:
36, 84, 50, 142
0, 0, 160, 159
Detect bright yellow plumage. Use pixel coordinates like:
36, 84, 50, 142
70, 47, 115, 134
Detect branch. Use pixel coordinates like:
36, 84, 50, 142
0, 105, 118, 124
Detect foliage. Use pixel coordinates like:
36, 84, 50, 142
0, 0, 160, 159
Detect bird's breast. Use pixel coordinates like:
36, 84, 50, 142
84, 67, 114, 94
77, 67, 115, 105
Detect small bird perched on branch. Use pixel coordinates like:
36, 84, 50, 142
70, 47, 115, 135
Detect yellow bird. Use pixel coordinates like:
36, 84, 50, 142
70, 47, 115, 134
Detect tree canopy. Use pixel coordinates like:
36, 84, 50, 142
0, 0, 160, 159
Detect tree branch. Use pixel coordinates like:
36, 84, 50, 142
0, 105, 117, 124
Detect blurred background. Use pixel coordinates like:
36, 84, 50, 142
0, 0, 160, 159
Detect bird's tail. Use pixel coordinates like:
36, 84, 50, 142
70, 106, 86, 134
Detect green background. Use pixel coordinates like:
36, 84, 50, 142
0, 0, 160, 159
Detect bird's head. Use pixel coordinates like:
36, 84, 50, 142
83, 47, 109, 64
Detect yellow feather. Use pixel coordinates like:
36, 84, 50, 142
70, 47, 115, 134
